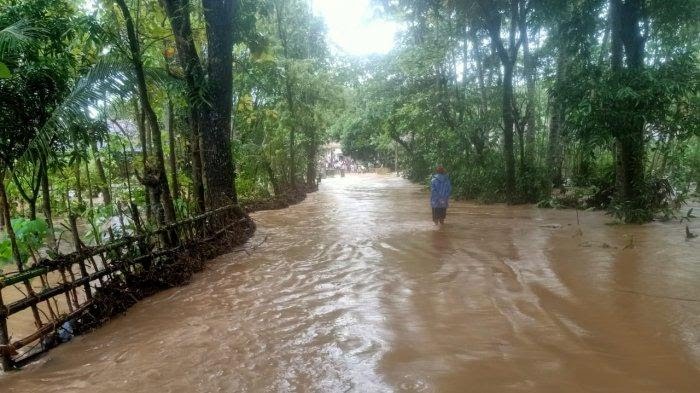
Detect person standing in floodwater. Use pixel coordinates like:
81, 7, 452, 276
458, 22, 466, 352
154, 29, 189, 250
430, 165, 452, 225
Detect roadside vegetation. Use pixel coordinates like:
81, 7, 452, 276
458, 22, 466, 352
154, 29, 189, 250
333, 0, 699, 223
1, 0, 343, 270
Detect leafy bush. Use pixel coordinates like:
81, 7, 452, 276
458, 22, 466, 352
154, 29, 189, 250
0, 218, 49, 267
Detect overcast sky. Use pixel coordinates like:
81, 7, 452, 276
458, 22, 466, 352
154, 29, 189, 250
311, 0, 399, 56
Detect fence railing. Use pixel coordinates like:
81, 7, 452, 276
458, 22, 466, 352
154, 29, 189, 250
0, 204, 250, 371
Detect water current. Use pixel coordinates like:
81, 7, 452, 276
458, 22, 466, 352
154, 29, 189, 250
2, 174, 699, 392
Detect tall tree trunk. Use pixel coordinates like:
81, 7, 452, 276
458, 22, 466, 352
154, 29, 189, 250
116, 0, 177, 226
166, 100, 181, 200
134, 101, 153, 221
190, 112, 206, 213
161, 0, 206, 212
470, 30, 487, 159
520, 10, 536, 162
39, 154, 56, 245
91, 140, 111, 205
28, 199, 37, 220
305, 129, 318, 191
116, 136, 136, 206
162, 0, 236, 210
502, 63, 517, 200
162, 0, 205, 212
201, 0, 238, 207
275, 0, 298, 188
73, 155, 84, 207
265, 161, 281, 196
546, 101, 564, 188
517, 118, 526, 175
150, 115, 177, 224
483, 0, 519, 201
0, 173, 21, 269
547, 31, 566, 189
84, 155, 94, 210
610, 0, 647, 219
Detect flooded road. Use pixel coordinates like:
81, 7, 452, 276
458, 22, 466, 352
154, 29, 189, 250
2, 174, 699, 392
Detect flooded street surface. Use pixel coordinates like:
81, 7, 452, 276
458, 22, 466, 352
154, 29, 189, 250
2, 174, 699, 392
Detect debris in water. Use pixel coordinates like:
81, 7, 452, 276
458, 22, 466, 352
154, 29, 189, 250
58, 320, 76, 343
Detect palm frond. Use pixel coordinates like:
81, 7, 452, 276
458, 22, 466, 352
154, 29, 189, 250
12, 56, 137, 170
0, 19, 42, 57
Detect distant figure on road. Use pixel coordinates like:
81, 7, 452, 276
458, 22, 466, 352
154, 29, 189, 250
430, 165, 452, 225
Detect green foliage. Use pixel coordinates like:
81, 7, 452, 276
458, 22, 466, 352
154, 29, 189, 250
232, 0, 344, 196
0, 240, 11, 266
325, 0, 699, 222
0, 218, 48, 266
0, 62, 10, 78
562, 56, 699, 147
173, 198, 191, 221
82, 205, 113, 245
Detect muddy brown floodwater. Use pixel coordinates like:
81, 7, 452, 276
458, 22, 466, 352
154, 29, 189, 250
1, 174, 699, 392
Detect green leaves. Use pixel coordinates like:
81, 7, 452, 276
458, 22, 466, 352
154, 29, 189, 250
11, 56, 136, 170
0, 241, 13, 267
0, 61, 9, 78
563, 55, 699, 145
0, 1, 106, 170
12, 217, 48, 246
0, 218, 49, 266
0, 19, 39, 58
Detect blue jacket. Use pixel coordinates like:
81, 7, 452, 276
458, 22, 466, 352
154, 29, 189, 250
430, 173, 452, 208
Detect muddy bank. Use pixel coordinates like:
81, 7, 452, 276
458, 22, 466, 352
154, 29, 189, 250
1, 174, 698, 392
241, 188, 309, 213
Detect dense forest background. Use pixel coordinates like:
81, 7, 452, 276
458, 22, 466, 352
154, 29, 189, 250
335, 0, 699, 223
0, 0, 345, 266
0, 0, 698, 268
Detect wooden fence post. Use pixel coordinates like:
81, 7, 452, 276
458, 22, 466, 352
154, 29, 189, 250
0, 203, 243, 370
0, 290, 13, 371
69, 214, 93, 301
